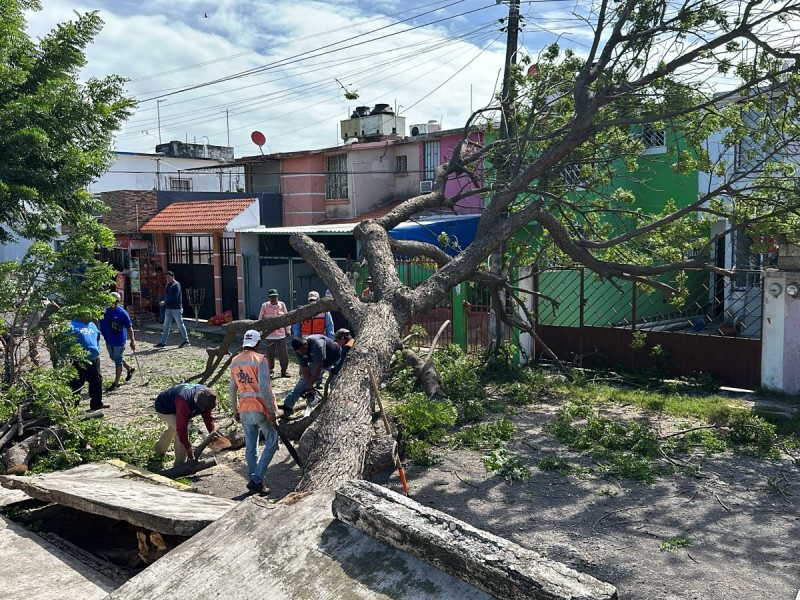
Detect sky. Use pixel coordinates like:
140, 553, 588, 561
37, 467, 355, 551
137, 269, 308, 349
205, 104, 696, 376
24, 0, 588, 159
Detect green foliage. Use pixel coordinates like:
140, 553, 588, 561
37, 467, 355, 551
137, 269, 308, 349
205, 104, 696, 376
452, 419, 514, 450
393, 393, 457, 441
31, 419, 163, 473
432, 344, 485, 421
0, 1, 135, 243
725, 413, 778, 457
481, 449, 531, 483
660, 536, 692, 553
536, 455, 573, 475
0, 218, 115, 385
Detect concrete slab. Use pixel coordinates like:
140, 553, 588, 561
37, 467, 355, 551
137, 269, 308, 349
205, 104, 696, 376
0, 485, 30, 507
0, 462, 236, 536
0, 514, 116, 600
108, 491, 493, 600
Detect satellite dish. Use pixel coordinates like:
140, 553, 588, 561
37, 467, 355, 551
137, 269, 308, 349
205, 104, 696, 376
251, 131, 266, 147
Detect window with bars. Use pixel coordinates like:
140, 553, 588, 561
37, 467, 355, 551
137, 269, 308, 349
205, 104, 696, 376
395, 155, 408, 173
641, 124, 666, 149
325, 154, 348, 199
169, 177, 193, 192
222, 237, 236, 267
423, 141, 440, 181
167, 234, 213, 265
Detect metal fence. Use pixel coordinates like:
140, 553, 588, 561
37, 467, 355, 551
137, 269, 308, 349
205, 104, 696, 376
533, 267, 763, 338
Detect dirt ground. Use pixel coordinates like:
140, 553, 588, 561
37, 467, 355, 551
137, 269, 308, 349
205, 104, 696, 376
96, 324, 800, 600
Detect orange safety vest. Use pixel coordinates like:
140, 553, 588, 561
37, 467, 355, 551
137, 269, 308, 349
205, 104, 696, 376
231, 349, 277, 416
300, 314, 327, 336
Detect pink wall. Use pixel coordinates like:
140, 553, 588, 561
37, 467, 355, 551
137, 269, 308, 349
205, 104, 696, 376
281, 154, 326, 226
422, 132, 484, 214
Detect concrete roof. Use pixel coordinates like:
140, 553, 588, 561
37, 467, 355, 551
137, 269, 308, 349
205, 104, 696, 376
109, 490, 492, 600
0, 515, 116, 600
0, 462, 237, 537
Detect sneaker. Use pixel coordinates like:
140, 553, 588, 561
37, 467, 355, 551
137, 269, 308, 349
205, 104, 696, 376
155, 342, 166, 348
125, 367, 136, 381
246, 480, 264, 493
105, 383, 119, 392
179, 340, 191, 348
281, 372, 290, 378
89, 403, 111, 411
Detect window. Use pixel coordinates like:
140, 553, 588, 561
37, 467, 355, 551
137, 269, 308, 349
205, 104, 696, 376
167, 234, 213, 265
222, 237, 236, 267
169, 177, 193, 192
734, 137, 767, 173
641, 124, 666, 150
395, 155, 408, 173
325, 154, 348, 199
731, 230, 776, 289
423, 141, 440, 181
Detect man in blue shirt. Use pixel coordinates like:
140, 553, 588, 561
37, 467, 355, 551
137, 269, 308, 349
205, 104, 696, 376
281, 334, 342, 416
68, 310, 108, 410
156, 271, 190, 348
101, 292, 136, 392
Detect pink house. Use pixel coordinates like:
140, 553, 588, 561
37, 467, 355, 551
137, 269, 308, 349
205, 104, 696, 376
238, 105, 484, 226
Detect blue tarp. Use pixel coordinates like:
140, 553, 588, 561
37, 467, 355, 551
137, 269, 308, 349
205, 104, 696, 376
388, 214, 480, 256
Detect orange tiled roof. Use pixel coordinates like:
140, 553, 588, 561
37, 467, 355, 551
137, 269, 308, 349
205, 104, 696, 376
140, 199, 257, 233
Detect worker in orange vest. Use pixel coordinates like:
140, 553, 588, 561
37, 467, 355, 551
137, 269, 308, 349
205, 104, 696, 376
291, 290, 334, 338
230, 329, 278, 495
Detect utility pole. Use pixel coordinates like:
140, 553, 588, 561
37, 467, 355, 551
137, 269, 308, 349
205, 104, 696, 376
499, 0, 520, 141
156, 99, 165, 145
489, 0, 521, 354
225, 109, 230, 147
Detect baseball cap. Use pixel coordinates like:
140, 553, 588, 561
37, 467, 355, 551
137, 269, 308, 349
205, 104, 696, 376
110, 292, 121, 301
334, 328, 351, 340
268, 289, 279, 296
242, 329, 261, 348
308, 291, 320, 301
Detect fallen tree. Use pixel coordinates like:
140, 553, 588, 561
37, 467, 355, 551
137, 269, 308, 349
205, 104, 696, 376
189, 0, 800, 496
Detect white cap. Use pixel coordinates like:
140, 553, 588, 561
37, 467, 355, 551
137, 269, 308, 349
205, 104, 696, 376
242, 329, 261, 348
308, 291, 320, 301
110, 292, 121, 301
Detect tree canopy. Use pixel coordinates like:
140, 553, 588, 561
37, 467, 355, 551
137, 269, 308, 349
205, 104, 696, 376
0, 0, 134, 243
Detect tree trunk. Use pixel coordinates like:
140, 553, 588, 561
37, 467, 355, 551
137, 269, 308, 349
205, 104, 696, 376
2, 425, 66, 475
297, 302, 406, 492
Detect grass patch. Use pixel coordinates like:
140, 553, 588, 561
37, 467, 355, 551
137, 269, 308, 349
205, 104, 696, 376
451, 419, 514, 450
660, 536, 692, 553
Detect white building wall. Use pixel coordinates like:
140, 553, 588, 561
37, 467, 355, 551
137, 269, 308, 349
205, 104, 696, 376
90, 153, 242, 193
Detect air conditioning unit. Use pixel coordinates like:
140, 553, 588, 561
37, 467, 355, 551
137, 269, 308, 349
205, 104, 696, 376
410, 121, 441, 136
419, 180, 433, 194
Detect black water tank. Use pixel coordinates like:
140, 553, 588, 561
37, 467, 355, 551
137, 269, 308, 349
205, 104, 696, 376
370, 103, 394, 115
352, 106, 371, 118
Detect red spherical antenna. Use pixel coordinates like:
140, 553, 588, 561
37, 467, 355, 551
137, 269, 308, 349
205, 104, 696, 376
251, 131, 266, 146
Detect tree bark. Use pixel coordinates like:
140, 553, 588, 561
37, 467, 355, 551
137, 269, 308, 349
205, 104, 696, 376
2, 425, 67, 475
159, 458, 217, 479
296, 302, 407, 491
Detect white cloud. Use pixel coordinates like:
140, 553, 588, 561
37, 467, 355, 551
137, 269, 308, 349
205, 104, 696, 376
23, 1, 585, 156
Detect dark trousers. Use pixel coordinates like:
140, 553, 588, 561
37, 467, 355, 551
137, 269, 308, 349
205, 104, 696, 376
265, 337, 289, 374
71, 358, 103, 409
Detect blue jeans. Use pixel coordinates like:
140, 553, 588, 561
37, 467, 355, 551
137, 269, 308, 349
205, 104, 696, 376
160, 308, 189, 345
283, 368, 328, 409
240, 411, 278, 485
